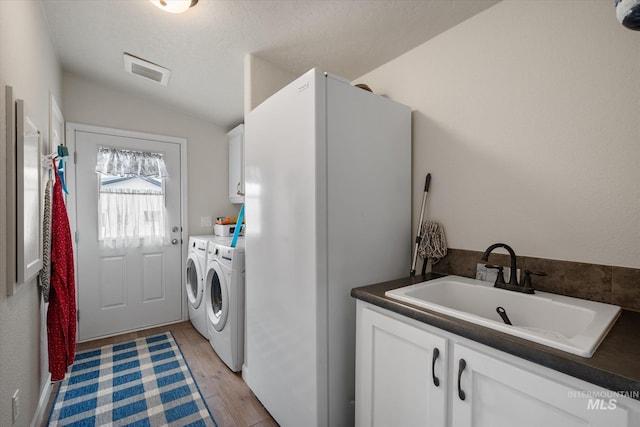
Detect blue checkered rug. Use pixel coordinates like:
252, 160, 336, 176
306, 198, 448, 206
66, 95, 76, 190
47, 332, 217, 426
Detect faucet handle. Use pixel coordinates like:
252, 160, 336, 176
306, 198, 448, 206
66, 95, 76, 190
485, 264, 506, 285
523, 270, 547, 289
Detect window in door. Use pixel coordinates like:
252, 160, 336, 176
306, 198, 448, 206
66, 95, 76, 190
95, 147, 168, 248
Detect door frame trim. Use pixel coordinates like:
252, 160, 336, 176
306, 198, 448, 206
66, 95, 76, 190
65, 122, 189, 335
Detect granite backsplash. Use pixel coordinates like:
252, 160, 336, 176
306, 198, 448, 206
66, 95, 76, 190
431, 248, 640, 312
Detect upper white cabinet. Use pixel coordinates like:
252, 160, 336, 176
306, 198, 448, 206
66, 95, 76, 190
228, 124, 244, 203
355, 301, 640, 427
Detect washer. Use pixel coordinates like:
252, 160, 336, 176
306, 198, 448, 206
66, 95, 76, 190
186, 235, 220, 338
204, 237, 245, 372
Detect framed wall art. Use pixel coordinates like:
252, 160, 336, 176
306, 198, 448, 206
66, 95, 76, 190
49, 93, 63, 155
5, 85, 17, 295
16, 98, 43, 286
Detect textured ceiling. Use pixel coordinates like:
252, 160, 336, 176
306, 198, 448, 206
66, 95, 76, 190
42, 0, 500, 128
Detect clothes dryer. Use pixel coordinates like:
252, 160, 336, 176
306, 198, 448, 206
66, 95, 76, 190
204, 238, 245, 372
186, 235, 220, 337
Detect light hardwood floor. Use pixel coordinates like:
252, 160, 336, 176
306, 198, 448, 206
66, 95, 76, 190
42, 321, 278, 427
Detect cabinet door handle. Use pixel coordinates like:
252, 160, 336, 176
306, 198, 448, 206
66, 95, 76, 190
236, 182, 245, 196
457, 358, 467, 400
431, 347, 440, 387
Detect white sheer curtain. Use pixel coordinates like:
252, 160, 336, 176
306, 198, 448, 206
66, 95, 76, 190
96, 147, 168, 249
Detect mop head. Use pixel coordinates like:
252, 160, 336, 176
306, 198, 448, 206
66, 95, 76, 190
418, 221, 447, 263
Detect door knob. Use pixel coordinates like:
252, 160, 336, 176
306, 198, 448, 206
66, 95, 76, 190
172, 226, 179, 232
171, 238, 179, 245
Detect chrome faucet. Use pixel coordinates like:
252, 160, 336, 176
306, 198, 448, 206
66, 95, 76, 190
480, 243, 544, 294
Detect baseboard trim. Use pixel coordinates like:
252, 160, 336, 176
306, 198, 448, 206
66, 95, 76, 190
76, 319, 186, 343
242, 364, 250, 385
31, 374, 52, 427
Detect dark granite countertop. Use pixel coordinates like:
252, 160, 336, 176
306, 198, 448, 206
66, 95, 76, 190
351, 273, 640, 401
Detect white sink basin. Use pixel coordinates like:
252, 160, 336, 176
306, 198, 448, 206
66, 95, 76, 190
385, 276, 621, 357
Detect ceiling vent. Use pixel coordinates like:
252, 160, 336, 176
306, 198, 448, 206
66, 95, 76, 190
123, 53, 170, 86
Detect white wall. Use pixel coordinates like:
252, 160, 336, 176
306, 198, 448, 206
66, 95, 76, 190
358, 0, 640, 268
62, 73, 238, 235
244, 54, 297, 115
0, 1, 61, 426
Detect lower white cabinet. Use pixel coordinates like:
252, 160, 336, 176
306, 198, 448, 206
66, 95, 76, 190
452, 343, 633, 427
356, 306, 447, 426
355, 301, 640, 427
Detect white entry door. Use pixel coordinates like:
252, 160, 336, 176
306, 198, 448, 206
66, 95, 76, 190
70, 124, 185, 341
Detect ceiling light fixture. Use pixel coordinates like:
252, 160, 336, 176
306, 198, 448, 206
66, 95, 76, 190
150, 0, 198, 14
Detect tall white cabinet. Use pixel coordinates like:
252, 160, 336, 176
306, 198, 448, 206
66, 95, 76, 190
356, 301, 640, 427
228, 124, 244, 204
245, 69, 411, 427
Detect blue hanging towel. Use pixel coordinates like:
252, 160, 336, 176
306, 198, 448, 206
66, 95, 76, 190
231, 204, 244, 248
57, 157, 69, 195
56, 145, 69, 194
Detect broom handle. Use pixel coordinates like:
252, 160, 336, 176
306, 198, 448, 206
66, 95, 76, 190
410, 174, 431, 275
